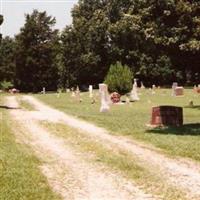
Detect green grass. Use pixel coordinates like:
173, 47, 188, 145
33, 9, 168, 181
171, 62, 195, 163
41, 121, 186, 200
0, 94, 61, 200
35, 89, 200, 162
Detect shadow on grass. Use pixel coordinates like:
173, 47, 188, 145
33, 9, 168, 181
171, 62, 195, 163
147, 123, 200, 136
185, 105, 200, 110
0, 105, 20, 110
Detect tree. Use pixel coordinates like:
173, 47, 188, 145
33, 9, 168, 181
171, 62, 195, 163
0, 37, 16, 83
15, 10, 59, 92
104, 61, 133, 95
67, 0, 200, 86
0, 15, 3, 42
61, 0, 110, 87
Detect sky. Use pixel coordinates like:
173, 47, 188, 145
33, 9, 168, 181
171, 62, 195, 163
0, 0, 78, 37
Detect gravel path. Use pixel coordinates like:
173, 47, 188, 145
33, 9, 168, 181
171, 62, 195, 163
21, 95, 200, 200
7, 96, 156, 200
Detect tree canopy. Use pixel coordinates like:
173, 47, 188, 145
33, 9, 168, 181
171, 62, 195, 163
15, 10, 59, 92
0, 15, 3, 42
60, 0, 200, 87
0, 1, 200, 92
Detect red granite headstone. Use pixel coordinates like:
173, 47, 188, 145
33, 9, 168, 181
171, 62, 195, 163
175, 87, 184, 96
110, 92, 121, 103
151, 106, 183, 127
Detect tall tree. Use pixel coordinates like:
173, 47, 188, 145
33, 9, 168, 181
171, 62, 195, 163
15, 10, 59, 92
0, 15, 3, 42
0, 36, 16, 83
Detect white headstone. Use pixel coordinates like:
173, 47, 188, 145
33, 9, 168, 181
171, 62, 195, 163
130, 79, 140, 101
42, 87, 46, 94
89, 85, 93, 98
172, 82, 178, 96
152, 85, 156, 94
99, 83, 110, 112
141, 82, 145, 89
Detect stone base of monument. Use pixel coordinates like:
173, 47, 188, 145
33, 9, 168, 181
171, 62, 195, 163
149, 106, 183, 127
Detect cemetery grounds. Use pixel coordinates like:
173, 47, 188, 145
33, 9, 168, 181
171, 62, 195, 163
1, 88, 200, 200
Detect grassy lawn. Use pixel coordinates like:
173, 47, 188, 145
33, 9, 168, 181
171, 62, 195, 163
0, 94, 61, 200
35, 88, 200, 162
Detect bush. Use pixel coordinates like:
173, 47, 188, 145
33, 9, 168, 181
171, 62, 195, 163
0, 81, 13, 90
104, 62, 133, 95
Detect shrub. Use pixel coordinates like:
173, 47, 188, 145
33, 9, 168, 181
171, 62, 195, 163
0, 81, 13, 90
104, 62, 133, 95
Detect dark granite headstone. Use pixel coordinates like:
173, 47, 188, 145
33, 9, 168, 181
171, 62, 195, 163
151, 106, 183, 127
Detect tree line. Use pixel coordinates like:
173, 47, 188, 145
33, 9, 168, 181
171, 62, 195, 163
0, 0, 200, 92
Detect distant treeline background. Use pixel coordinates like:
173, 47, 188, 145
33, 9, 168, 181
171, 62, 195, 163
0, 0, 200, 92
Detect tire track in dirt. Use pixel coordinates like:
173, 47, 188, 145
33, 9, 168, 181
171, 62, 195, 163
7, 96, 156, 200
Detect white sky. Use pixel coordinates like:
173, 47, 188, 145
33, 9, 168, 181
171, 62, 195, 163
0, 0, 78, 37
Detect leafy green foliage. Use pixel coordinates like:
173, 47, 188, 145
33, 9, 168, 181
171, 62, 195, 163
104, 62, 133, 95
0, 81, 13, 90
0, 15, 3, 41
0, 37, 16, 83
61, 0, 200, 86
15, 10, 59, 92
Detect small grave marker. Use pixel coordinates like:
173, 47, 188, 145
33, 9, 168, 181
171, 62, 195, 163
130, 79, 139, 101
42, 87, 46, 94
89, 85, 93, 98
172, 82, 178, 96
175, 87, 184, 96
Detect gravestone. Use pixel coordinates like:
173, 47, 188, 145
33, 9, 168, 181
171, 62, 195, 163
42, 87, 46, 94
110, 92, 121, 103
172, 82, 178, 96
175, 87, 184, 96
99, 83, 110, 112
130, 79, 139, 101
151, 106, 183, 127
141, 82, 145, 89
89, 85, 93, 98
152, 85, 156, 94
75, 86, 81, 102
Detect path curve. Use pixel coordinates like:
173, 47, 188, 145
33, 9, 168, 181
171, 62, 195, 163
7, 96, 156, 200
22, 95, 200, 199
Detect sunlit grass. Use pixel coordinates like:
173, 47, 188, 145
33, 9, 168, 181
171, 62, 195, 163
35, 89, 200, 161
